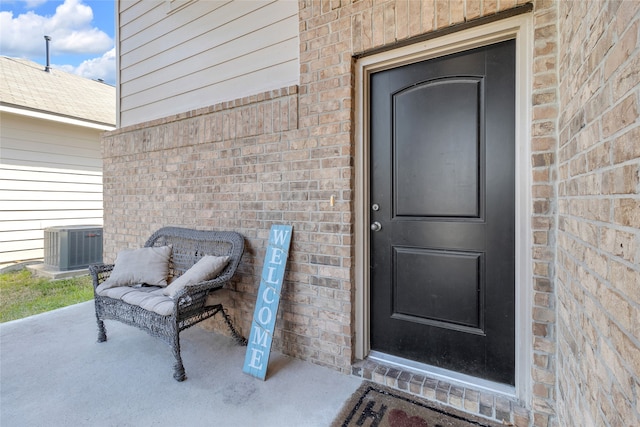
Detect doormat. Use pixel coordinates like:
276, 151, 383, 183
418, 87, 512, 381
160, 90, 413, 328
332, 382, 496, 427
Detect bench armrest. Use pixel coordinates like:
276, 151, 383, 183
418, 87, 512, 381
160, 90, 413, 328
172, 274, 230, 306
88, 264, 114, 289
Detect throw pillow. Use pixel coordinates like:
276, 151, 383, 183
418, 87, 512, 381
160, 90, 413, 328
100, 245, 172, 289
163, 255, 230, 298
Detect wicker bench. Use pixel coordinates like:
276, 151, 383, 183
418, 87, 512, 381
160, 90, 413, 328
89, 227, 246, 381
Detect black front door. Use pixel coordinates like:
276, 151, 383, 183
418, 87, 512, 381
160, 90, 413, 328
369, 40, 516, 385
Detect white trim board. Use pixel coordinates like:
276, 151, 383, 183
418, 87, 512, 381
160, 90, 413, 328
0, 106, 115, 131
354, 13, 533, 404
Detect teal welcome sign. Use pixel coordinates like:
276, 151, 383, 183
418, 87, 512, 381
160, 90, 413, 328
243, 224, 293, 380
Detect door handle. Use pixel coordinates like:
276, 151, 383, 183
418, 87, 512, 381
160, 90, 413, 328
370, 221, 382, 232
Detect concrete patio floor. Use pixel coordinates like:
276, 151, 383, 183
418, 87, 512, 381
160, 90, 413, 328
0, 301, 362, 427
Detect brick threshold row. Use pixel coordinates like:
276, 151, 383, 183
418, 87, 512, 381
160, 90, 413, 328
351, 358, 530, 427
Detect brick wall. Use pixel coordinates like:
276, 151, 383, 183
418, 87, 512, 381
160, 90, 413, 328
556, 1, 640, 426
529, 2, 560, 426
103, 1, 569, 426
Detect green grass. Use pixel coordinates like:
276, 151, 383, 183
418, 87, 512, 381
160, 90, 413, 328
0, 269, 94, 323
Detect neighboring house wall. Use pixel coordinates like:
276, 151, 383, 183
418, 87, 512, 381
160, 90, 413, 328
556, 1, 639, 426
118, 0, 300, 127
0, 112, 103, 264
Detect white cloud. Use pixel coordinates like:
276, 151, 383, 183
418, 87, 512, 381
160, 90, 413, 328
21, 0, 48, 8
58, 47, 116, 84
0, 0, 112, 57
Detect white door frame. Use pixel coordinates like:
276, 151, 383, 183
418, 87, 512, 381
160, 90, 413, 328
354, 13, 533, 403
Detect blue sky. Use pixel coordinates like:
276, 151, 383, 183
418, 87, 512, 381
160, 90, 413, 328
0, 0, 116, 85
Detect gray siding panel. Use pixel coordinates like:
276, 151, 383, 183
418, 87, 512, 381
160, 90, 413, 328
118, 0, 299, 127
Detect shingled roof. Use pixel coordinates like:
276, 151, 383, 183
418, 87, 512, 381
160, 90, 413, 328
0, 56, 115, 127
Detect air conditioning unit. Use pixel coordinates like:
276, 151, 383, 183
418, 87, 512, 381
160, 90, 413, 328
44, 226, 103, 271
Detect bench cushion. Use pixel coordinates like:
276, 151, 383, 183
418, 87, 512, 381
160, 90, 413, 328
100, 246, 172, 290
96, 285, 174, 316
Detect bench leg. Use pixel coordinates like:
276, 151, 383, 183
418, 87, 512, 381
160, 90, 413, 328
97, 319, 107, 342
218, 305, 248, 346
172, 337, 186, 382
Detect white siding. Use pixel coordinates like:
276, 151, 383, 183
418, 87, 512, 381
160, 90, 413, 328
0, 112, 103, 264
118, 0, 300, 127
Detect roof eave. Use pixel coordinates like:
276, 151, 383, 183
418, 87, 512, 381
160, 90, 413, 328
0, 103, 116, 131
